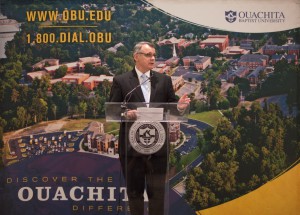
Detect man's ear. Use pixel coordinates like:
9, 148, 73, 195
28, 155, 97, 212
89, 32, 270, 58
133, 53, 138, 62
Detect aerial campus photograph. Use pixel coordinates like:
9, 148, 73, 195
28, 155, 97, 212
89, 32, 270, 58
0, 0, 299, 215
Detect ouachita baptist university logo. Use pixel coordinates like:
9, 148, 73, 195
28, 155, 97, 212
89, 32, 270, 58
225, 10, 237, 23
129, 122, 166, 155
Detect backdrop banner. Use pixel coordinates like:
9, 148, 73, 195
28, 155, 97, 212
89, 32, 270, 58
0, 0, 299, 215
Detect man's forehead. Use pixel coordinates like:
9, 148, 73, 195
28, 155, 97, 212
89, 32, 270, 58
141, 45, 155, 52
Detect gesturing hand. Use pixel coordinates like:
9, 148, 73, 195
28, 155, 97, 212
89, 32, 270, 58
177, 93, 191, 111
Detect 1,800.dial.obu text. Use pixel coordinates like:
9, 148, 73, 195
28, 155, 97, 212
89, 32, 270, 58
26, 32, 112, 44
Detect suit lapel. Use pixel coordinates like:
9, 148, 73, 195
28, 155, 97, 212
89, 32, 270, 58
150, 71, 158, 102
129, 70, 145, 102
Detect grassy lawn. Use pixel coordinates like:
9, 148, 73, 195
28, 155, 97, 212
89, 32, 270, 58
176, 148, 201, 171
189, 110, 224, 127
61, 118, 119, 134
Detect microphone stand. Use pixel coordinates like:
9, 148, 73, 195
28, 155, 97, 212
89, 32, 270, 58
121, 73, 153, 117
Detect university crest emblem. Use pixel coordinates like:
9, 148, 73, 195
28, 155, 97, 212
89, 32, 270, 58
129, 122, 166, 155
225, 10, 237, 23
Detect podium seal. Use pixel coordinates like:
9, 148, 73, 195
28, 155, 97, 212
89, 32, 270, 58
129, 122, 166, 155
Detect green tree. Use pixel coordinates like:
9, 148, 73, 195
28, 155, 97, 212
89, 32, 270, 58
194, 100, 208, 113
233, 77, 250, 94
197, 132, 205, 152
227, 86, 240, 107
79, 101, 88, 118
10, 88, 20, 103
218, 98, 230, 110
31, 97, 48, 123
54, 65, 67, 78
272, 32, 288, 46
84, 63, 95, 74
17, 106, 27, 128
87, 96, 100, 118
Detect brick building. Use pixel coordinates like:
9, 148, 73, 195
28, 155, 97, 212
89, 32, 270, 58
247, 66, 265, 85
263, 44, 300, 57
85, 121, 118, 155
228, 66, 250, 82
27, 71, 48, 82
270, 54, 298, 65
165, 56, 180, 67
62, 73, 90, 85
78, 56, 102, 71
83, 75, 113, 90
32, 59, 59, 70
169, 123, 180, 143
152, 63, 171, 74
171, 76, 185, 91
182, 55, 211, 71
199, 35, 229, 51
238, 54, 269, 70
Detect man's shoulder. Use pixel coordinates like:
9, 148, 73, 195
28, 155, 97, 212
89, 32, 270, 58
114, 70, 135, 80
152, 71, 171, 80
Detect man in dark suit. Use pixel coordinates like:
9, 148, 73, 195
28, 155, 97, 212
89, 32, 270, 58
109, 41, 190, 215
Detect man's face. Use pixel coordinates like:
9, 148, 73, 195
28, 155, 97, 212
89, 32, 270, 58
134, 44, 156, 73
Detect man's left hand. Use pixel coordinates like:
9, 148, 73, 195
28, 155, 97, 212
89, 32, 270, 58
177, 93, 191, 110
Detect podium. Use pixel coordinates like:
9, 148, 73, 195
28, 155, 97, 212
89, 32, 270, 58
105, 102, 189, 215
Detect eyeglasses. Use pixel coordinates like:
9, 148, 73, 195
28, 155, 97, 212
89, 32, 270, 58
138, 52, 156, 58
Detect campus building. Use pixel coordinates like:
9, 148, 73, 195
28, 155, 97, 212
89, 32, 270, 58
78, 56, 102, 71
199, 35, 229, 51
62, 73, 90, 85
171, 76, 185, 91
85, 122, 118, 155
169, 123, 181, 143
83, 75, 114, 90
228, 66, 250, 82
221, 46, 250, 57
270, 54, 298, 65
26, 71, 48, 82
238, 54, 269, 70
263, 44, 300, 57
247, 66, 265, 85
182, 55, 212, 71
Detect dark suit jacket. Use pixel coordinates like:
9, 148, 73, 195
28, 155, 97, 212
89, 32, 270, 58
109, 69, 178, 156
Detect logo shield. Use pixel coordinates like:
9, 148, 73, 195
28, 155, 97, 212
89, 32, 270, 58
225, 10, 237, 23
139, 127, 155, 146
129, 122, 166, 155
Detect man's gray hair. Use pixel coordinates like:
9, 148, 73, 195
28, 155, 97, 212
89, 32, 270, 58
133, 41, 155, 55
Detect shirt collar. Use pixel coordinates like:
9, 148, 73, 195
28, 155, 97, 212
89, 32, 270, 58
135, 66, 150, 79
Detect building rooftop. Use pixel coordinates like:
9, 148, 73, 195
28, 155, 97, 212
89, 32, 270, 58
64, 62, 78, 67
79, 56, 101, 64
50, 78, 62, 84
33, 59, 59, 69
84, 75, 113, 83
173, 66, 204, 81
247, 66, 265, 78
27, 71, 48, 80
63, 73, 90, 79
175, 81, 200, 97
182, 55, 206, 61
231, 66, 249, 77
264, 44, 300, 51
45, 65, 60, 71
157, 37, 185, 45
239, 54, 269, 63
200, 38, 227, 43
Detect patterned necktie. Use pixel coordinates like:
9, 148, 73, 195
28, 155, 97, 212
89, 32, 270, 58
141, 74, 150, 103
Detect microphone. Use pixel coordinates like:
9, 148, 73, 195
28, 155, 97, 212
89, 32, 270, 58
121, 73, 153, 110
